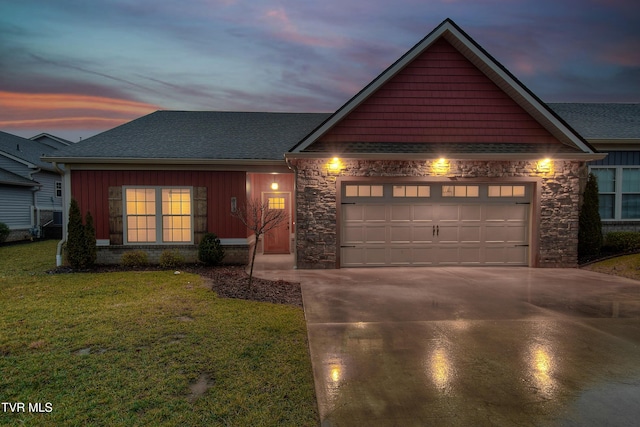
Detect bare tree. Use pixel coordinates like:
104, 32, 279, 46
231, 198, 289, 290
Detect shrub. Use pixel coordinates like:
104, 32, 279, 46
578, 173, 603, 261
67, 199, 87, 269
198, 232, 225, 266
603, 232, 640, 254
84, 212, 97, 268
159, 249, 185, 269
121, 250, 149, 268
0, 222, 9, 243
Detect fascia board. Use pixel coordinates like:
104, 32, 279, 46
285, 152, 607, 161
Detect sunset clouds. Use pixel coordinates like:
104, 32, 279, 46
1, 0, 638, 141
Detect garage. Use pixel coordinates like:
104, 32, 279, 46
340, 182, 531, 267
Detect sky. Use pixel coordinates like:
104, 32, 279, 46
1, 0, 639, 142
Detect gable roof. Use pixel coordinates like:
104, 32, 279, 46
0, 168, 39, 187
45, 111, 331, 165
549, 103, 640, 142
288, 18, 601, 160
30, 133, 72, 149
0, 131, 59, 171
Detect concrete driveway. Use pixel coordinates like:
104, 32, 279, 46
256, 266, 640, 426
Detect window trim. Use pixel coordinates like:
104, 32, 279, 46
590, 166, 640, 221
123, 186, 194, 245
55, 181, 62, 198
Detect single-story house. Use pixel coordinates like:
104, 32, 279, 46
0, 131, 67, 242
548, 104, 640, 234
45, 18, 609, 268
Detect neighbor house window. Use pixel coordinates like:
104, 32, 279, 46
125, 187, 192, 243
55, 181, 62, 198
591, 167, 640, 220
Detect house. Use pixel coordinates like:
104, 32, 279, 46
30, 133, 73, 150
548, 103, 640, 234
44, 19, 607, 268
0, 131, 67, 242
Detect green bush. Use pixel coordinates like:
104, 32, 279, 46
159, 249, 185, 269
0, 222, 9, 243
603, 232, 640, 253
198, 232, 225, 266
84, 211, 97, 268
67, 199, 87, 269
121, 250, 149, 268
579, 173, 603, 260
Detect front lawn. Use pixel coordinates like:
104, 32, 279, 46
0, 240, 318, 426
583, 252, 640, 281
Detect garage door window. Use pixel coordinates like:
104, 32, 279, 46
345, 185, 383, 197
488, 185, 526, 197
393, 185, 430, 198
442, 185, 479, 197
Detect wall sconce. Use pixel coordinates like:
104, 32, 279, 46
537, 158, 553, 174
327, 157, 342, 174
271, 176, 279, 190
431, 158, 451, 176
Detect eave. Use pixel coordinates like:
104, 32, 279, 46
285, 152, 607, 161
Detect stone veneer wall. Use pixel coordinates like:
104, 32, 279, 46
294, 159, 587, 269
95, 244, 248, 265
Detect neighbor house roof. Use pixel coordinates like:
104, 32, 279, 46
548, 103, 640, 145
0, 131, 59, 171
288, 18, 601, 160
44, 111, 331, 164
0, 168, 39, 187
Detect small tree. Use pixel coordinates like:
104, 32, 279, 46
579, 172, 603, 261
67, 199, 87, 269
84, 211, 97, 268
0, 222, 9, 243
231, 198, 289, 290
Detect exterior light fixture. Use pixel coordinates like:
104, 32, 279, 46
327, 157, 342, 174
537, 158, 553, 174
431, 158, 450, 176
271, 176, 279, 190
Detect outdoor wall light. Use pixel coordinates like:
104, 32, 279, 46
327, 157, 343, 174
431, 158, 451, 176
271, 176, 279, 190
537, 158, 553, 174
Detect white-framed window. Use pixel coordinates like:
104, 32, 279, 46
55, 181, 62, 198
591, 166, 640, 220
268, 197, 285, 209
393, 185, 430, 198
345, 185, 384, 197
124, 187, 192, 243
442, 185, 479, 197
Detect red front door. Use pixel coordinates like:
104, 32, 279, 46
263, 192, 290, 254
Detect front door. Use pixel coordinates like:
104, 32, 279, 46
263, 192, 291, 254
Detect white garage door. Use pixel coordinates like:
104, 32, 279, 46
340, 183, 530, 267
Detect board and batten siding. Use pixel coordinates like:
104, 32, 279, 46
70, 170, 247, 241
320, 38, 557, 145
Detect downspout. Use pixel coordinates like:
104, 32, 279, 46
285, 156, 298, 269
28, 167, 42, 238
52, 162, 68, 266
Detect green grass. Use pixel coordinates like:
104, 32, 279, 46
584, 252, 640, 281
0, 240, 318, 426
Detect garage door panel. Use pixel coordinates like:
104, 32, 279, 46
341, 184, 530, 267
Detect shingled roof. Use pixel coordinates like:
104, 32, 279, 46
549, 103, 640, 140
46, 111, 330, 163
0, 131, 58, 171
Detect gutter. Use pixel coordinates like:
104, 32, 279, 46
285, 152, 608, 161
52, 162, 68, 267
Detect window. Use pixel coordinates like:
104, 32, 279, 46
442, 185, 479, 197
591, 166, 640, 220
55, 181, 62, 198
488, 185, 526, 197
393, 185, 430, 197
268, 197, 285, 209
125, 187, 192, 243
345, 185, 383, 197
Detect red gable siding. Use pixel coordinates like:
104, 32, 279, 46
71, 169, 247, 240
320, 38, 558, 145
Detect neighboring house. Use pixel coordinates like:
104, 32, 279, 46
548, 104, 640, 234
44, 19, 607, 268
0, 131, 66, 242
30, 133, 73, 150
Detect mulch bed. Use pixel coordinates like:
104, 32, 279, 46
49, 264, 303, 307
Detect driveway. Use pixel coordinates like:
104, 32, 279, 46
256, 266, 640, 426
